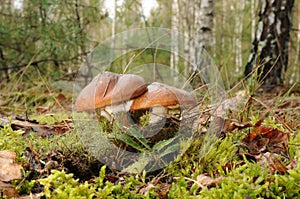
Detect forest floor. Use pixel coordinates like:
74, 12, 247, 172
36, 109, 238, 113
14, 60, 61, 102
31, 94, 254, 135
0, 81, 300, 198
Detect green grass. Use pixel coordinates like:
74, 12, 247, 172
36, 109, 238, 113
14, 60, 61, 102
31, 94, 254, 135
1, 78, 300, 198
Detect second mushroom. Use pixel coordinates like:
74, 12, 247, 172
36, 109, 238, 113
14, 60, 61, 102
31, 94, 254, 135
130, 82, 198, 125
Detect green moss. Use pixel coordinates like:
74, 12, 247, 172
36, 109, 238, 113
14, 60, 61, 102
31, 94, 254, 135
39, 166, 148, 198
30, 113, 69, 125
199, 156, 300, 198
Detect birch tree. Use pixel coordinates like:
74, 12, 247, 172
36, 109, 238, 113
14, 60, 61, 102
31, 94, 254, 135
170, 0, 180, 77
244, 0, 295, 87
289, 1, 300, 84
192, 0, 214, 77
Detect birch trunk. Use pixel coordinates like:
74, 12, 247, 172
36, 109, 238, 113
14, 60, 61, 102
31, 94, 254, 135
182, 0, 193, 75
290, 1, 300, 84
244, 0, 295, 87
250, 0, 257, 41
193, 0, 214, 72
171, 0, 180, 79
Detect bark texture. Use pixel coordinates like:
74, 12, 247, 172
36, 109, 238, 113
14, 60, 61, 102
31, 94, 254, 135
244, 0, 294, 86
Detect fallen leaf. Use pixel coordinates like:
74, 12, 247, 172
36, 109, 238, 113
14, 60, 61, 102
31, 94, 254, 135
105, 174, 119, 183
255, 152, 287, 174
56, 93, 67, 102
214, 117, 251, 135
196, 174, 224, 187
0, 116, 72, 137
214, 90, 248, 117
242, 125, 289, 155
0, 150, 23, 182
0, 181, 18, 198
138, 183, 156, 196
156, 182, 170, 199
137, 177, 159, 196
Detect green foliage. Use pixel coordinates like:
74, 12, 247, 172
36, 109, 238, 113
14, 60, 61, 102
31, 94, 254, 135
2, 112, 300, 198
167, 135, 238, 178
30, 128, 300, 198
39, 166, 147, 198
104, 120, 183, 173
109, 126, 152, 152
288, 130, 300, 160
39, 170, 95, 198
0, 84, 72, 115
164, 129, 300, 198
168, 177, 196, 198
0, 0, 106, 81
31, 113, 69, 124
12, 179, 36, 195
0, 122, 76, 160
199, 157, 300, 198
0, 124, 25, 157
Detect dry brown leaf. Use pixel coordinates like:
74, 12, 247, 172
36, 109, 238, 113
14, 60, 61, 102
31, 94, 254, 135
56, 93, 67, 102
242, 124, 289, 155
0, 150, 23, 182
214, 91, 248, 117
255, 152, 287, 174
0, 116, 72, 137
286, 158, 298, 170
196, 174, 224, 187
156, 183, 170, 199
214, 117, 252, 135
0, 181, 18, 198
138, 183, 156, 196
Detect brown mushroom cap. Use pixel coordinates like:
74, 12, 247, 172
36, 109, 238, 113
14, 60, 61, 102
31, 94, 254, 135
75, 72, 147, 111
130, 82, 197, 111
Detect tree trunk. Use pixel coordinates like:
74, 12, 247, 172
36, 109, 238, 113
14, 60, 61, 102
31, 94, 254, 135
234, 0, 245, 73
171, 0, 180, 80
250, 0, 258, 41
244, 0, 295, 87
290, 0, 300, 84
193, 0, 214, 72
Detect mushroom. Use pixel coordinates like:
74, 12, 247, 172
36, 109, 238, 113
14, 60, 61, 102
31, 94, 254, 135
130, 82, 197, 124
75, 72, 148, 120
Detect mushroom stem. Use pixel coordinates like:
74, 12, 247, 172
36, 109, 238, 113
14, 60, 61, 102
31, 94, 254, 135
100, 100, 134, 121
148, 106, 166, 124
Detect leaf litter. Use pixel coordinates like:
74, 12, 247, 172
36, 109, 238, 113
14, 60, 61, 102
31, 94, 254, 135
0, 86, 299, 197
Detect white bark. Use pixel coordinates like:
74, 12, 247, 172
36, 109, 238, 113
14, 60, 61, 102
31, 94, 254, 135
181, 0, 194, 75
195, 0, 214, 47
290, 1, 300, 84
250, 0, 257, 41
193, 0, 214, 71
171, 0, 180, 80
111, 0, 117, 52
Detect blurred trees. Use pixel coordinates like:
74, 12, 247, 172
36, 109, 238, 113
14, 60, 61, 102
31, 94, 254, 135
0, 0, 107, 82
0, 0, 299, 87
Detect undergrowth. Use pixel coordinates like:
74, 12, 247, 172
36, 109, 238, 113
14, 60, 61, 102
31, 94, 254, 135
1, 119, 300, 198
0, 79, 300, 198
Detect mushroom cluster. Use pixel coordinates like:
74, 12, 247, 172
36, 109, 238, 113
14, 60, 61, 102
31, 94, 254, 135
75, 72, 197, 126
